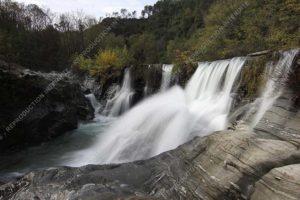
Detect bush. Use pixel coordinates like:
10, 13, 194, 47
72, 48, 133, 83
92, 48, 132, 74
95, 50, 118, 68
73, 54, 94, 72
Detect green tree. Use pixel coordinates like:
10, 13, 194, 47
129, 33, 159, 64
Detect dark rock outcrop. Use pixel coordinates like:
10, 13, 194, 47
173, 62, 198, 87
100, 64, 163, 111
131, 64, 162, 105
80, 75, 103, 100
0, 61, 94, 152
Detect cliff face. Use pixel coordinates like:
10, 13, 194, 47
0, 61, 94, 152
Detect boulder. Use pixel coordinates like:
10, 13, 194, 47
0, 61, 94, 152
251, 164, 300, 200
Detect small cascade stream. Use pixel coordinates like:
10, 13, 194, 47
143, 65, 151, 96
160, 64, 174, 91
238, 50, 299, 127
103, 69, 135, 117
249, 50, 299, 127
85, 93, 101, 115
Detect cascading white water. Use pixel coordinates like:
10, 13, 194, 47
103, 69, 135, 117
185, 58, 246, 133
67, 57, 246, 166
85, 93, 101, 115
143, 65, 154, 96
248, 49, 299, 127
160, 64, 174, 91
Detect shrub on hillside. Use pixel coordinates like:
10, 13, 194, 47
73, 48, 133, 83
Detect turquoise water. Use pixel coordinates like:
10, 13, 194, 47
0, 115, 114, 181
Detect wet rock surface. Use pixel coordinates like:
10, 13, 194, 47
254, 91, 300, 145
0, 61, 94, 152
99, 64, 163, 113
251, 164, 300, 200
130, 64, 162, 106
1, 128, 300, 200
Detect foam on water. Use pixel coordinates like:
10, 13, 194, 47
67, 57, 246, 166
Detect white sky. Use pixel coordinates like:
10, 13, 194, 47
15, 0, 158, 18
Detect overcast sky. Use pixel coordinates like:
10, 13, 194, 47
16, 0, 158, 18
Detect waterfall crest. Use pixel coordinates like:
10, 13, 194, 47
185, 57, 246, 134
67, 57, 246, 166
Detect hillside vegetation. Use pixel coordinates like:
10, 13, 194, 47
0, 0, 299, 75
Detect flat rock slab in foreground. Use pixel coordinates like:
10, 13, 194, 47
1, 130, 300, 200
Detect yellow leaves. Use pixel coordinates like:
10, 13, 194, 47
72, 48, 132, 82
95, 50, 118, 67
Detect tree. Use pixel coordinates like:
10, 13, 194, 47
132, 11, 137, 18
129, 33, 159, 64
142, 5, 153, 18
120, 8, 128, 18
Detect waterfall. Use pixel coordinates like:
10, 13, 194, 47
160, 64, 174, 91
85, 93, 101, 115
143, 84, 149, 97
248, 49, 299, 127
67, 57, 246, 166
185, 57, 246, 132
103, 69, 135, 117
